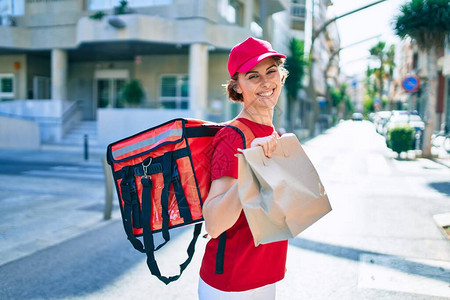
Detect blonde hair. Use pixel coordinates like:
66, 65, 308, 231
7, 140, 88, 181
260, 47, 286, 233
225, 57, 288, 102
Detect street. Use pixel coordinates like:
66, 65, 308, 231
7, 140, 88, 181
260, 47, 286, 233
0, 120, 449, 299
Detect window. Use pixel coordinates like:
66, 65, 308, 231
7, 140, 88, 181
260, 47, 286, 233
128, 0, 171, 8
291, 1, 306, 19
88, 0, 171, 11
0, 74, 14, 101
250, 21, 263, 38
218, 0, 242, 24
0, 0, 24, 16
160, 75, 189, 109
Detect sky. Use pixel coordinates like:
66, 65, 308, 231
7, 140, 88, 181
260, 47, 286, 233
328, 0, 408, 78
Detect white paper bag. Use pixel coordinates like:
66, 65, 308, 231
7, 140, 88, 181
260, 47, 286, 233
237, 133, 332, 246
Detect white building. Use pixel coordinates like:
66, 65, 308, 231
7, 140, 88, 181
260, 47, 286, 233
0, 0, 289, 146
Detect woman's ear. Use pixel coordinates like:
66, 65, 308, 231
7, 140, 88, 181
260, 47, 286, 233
234, 84, 242, 94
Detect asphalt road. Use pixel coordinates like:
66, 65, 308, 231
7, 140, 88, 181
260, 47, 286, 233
0, 120, 449, 299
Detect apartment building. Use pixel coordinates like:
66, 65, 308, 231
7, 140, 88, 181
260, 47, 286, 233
0, 0, 289, 145
289, 0, 340, 131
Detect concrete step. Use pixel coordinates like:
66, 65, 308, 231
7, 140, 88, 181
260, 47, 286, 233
58, 136, 99, 146
58, 121, 99, 146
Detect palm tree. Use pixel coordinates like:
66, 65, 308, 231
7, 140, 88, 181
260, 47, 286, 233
384, 45, 396, 108
368, 42, 397, 109
394, 0, 450, 157
369, 41, 387, 100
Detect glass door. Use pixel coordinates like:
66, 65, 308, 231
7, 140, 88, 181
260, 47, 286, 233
94, 70, 129, 109
96, 79, 110, 108
96, 78, 126, 108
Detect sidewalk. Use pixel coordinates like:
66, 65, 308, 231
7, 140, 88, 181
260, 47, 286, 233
0, 143, 119, 266
432, 145, 450, 168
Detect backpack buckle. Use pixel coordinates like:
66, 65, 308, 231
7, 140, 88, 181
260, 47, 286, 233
142, 157, 152, 178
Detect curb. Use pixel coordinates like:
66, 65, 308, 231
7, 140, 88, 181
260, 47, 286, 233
430, 158, 450, 169
433, 212, 450, 241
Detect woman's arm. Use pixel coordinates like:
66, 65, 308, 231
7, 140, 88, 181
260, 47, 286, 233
202, 176, 241, 239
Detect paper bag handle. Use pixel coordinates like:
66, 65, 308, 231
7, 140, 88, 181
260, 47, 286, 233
262, 134, 291, 166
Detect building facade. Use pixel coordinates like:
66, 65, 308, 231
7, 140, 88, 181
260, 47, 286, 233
0, 0, 289, 144
396, 37, 450, 133
289, 0, 340, 132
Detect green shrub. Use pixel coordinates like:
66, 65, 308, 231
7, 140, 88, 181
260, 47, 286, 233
121, 80, 144, 106
387, 126, 415, 155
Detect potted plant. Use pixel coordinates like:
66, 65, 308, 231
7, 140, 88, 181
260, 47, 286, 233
121, 79, 144, 107
387, 126, 415, 158
114, 0, 132, 15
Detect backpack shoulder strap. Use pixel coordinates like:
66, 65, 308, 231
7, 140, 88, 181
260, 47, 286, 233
227, 119, 255, 149
214, 118, 255, 275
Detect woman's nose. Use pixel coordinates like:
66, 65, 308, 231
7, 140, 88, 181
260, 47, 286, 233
260, 75, 270, 86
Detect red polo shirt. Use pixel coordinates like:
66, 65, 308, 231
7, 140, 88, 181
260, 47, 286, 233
200, 118, 288, 292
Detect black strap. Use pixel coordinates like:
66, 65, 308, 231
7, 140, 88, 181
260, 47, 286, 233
120, 167, 145, 253
213, 122, 251, 275
185, 126, 221, 138
141, 176, 203, 284
215, 232, 226, 274
155, 152, 173, 251
171, 163, 193, 224
130, 179, 141, 229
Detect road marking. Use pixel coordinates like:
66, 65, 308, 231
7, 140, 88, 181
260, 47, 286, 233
23, 170, 104, 180
52, 166, 101, 173
358, 254, 450, 297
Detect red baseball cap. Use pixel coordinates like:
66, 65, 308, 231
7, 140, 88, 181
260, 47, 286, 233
227, 37, 286, 78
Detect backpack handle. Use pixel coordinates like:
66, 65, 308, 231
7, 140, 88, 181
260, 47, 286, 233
141, 176, 202, 284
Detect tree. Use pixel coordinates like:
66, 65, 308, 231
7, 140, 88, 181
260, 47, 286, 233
330, 83, 353, 120
394, 0, 450, 157
368, 41, 396, 109
284, 38, 306, 131
306, 0, 388, 136
369, 41, 387, 100
365, 66, 378, 97
384, 44, 396, 107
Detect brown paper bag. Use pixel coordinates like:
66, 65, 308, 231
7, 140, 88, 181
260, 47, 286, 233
237, 133, 331, 246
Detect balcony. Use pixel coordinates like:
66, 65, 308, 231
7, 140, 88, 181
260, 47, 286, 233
264, 0, 290, 15
76, 13, 252, 51
291, 2, 306, 21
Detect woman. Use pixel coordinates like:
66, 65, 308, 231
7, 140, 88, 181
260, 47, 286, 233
199, 37, 289, 299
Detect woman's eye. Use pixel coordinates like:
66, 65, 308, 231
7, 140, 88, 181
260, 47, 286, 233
248, 75, 258, 80
267, 69, 276, 75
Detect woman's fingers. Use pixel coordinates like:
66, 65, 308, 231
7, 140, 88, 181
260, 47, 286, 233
262, 134, 277, 158
250, 132, 279, 157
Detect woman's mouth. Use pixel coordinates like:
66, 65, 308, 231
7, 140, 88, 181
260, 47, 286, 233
258, 90, 274, 97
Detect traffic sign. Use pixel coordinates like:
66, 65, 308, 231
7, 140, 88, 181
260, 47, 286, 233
402, 75, 420, 93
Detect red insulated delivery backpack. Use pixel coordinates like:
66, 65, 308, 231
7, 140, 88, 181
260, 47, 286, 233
106, 118, 254, 284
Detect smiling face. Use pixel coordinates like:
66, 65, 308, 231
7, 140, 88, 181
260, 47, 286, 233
234, 57, 282, 111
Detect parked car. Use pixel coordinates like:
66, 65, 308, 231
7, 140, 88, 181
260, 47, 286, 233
373, 111, 392, 134
351, 112, 363, 121
383, 111, 425, 138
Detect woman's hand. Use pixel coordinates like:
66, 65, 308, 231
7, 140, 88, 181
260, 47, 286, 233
250, 131, 279, 158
